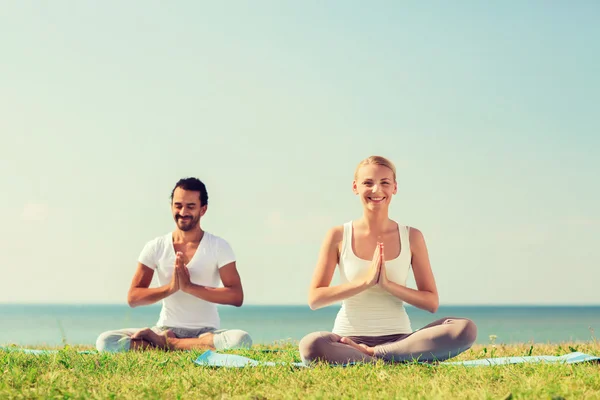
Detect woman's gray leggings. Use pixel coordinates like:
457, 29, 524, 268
299, 317, 477, 365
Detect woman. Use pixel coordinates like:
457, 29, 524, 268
299, 156, 477, 365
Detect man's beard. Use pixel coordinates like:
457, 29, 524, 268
175, 215, 199, 231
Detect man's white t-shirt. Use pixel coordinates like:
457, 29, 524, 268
138, 231, 236, 329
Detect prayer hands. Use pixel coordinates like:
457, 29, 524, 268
364, 242, 383, 287
168, 258, 180, 294
175, 252, 192, 292
377, 243, 389, 288
363, 242, 390, 288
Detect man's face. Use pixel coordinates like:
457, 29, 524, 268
171, 187, 206, 231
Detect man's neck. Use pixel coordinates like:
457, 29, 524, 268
172, 227, 204, 244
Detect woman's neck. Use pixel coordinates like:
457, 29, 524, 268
359, 209, 391, 235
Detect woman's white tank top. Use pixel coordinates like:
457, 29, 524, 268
332, 221, 413, 336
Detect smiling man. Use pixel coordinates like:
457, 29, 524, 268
95, 177, 252, 352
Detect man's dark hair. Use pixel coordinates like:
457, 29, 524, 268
170, 177, 209, 206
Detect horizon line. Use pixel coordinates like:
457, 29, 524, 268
1, 302, 599, 307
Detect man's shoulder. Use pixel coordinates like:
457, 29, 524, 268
142, 232, 172, 250
138, 232, 171, 267
203, 231, 235, 265
203, 231, 231, 247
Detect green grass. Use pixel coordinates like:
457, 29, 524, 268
1, 341, 599, 399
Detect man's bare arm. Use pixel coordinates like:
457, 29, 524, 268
179, 261, 244, 307
127, 263, 178, 307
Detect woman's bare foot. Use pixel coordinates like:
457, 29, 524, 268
339, 337, 375, 356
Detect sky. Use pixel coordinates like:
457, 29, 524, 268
1, 1, 598, 306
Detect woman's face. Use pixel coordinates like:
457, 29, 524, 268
353, 164, 397, 209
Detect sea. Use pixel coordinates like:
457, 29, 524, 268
1, 304, 598, 347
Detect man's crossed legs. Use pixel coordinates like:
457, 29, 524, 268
96, 326, 252, 353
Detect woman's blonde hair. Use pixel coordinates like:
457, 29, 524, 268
354, 155, 397, 181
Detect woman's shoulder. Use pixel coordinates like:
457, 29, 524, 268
391, 221, 425, 245
393, 220, 423, 236
324, 220, 358, 245
324, 224, 345, 242
404, 225, 426, 251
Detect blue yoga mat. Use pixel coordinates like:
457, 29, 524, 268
0, 346, 95, 355
444, 351, 600, 366
194, 350, 306, 367
193, 350, 600, 368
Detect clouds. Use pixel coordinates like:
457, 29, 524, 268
21, 202, 49, 222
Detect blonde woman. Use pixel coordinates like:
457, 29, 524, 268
299, 156, 477, 365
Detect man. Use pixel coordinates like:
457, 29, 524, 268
96, 177, 252, 352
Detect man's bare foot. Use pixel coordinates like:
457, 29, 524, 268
339, 337, 375, 356
164, 329, 176, 339
131, 328, 169, 349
